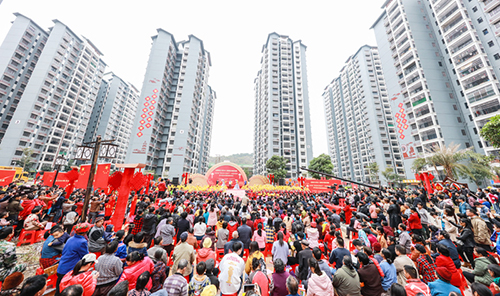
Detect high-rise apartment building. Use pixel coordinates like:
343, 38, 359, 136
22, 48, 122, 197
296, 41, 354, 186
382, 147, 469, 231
323, 45, 405, 183
371, 0, 482, 176
0, 13, 105, 170
84, 72, 139, 166
253, 33, 313, 179
126, 30, 215, 179
429, 0, 500, 156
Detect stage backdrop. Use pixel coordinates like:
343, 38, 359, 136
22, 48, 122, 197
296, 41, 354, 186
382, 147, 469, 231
205, 161, 248, 186
304, 179, 341, 193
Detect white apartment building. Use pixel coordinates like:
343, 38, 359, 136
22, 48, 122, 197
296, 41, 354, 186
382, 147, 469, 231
253, 33, 313, 179
0, 13, 105, 170
126, 30, 215, 180
372, 0, 481, 176
84, 72, 139, 166
323, 45, 405, 183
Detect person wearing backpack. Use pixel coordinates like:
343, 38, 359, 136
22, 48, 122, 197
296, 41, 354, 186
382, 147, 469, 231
188, 262, 211, 296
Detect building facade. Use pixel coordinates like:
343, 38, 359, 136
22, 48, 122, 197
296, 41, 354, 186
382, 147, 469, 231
371, 0, 482, 177
323, 45, 405, 183
84, 72, 139, 167
125, 30, 215, 180
0, 13, 106, 170
253, 33, 313, 179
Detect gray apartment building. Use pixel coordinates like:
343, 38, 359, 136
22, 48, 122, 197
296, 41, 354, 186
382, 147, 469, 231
84, 72, 139, 167
253, 33, 313, 179
0, 13, 106, 170
371, 0, 483, 176
125, 30, 215, 180
323, 45, 405, 183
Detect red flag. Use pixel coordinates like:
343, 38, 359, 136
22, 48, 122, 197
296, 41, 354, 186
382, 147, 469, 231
93, 163, 111, 189
54, 172, 71, 188
42, 171, 57, 186
0, 170, 16, 186
75, 165, 91, 189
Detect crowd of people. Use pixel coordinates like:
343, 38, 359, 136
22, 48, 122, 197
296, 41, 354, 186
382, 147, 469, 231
0, 180, 500, 296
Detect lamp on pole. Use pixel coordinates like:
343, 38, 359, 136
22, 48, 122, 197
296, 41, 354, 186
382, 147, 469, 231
52, 154, 67, 187
75, 135, 118, 222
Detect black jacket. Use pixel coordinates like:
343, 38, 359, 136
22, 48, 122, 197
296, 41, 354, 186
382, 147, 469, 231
142, 213, 157, 235
298, 248, 313, 280
176, 218, 190, 241
457, 228, 475, 248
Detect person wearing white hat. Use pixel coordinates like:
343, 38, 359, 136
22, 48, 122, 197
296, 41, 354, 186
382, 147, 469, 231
59, 253, 99, 296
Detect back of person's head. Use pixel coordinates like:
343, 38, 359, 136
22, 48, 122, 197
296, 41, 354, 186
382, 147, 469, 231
154, 249, 163, 261
136, 272, 150, 291
337, 237, 344, 247
471, 282, 493, 296
308, 257, 322, 276
286, 275, 299, 295
20, 275, 47, 296
133, 232, 145, 243
389, 283, 407, 296
196, 261, 206, 275
252, 257, 260, 271
126, 251, 144, 263
107, 281, 129, 296
115, 230, 125, 240
404, 265, 417, 279
437, 244, 450, 257
363, 246, 373, 256
395, 244, 406, 255
61, 285, 83, 296
274, 258, 285, 273
154, 237, 162, 246
343, 255, 354, 270
50, 225, 64, 235
178, 259, 189, 272
106, 240, 119, 254
312, 247, 322, 260
232, 241, 242, 253
382, 248, 393, 264
249, 241, 259, 254
222, 221, 228, 229
0, 226, 14, 239
357, 252, 370, 265
488, 264, 500, 278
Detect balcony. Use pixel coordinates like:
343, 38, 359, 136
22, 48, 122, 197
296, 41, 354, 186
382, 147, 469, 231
435, 0, 453, 14
454, 47, 478, 65
446, 23, 469, 44
463, 72, 490, 90
490, 6, 500, 24
421, 133, 439, 142
450, 36, 473, 54
415, 108, 431, 118
439, 4, 460, 23
485, 0, 500, 13
443, 15, 464, 33
472, 101, 500, 118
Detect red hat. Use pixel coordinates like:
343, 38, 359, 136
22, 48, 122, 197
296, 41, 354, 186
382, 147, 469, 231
436, 267, 452, 281
311, 221, 317, 228
74, 222, 93, 233
373, 242, 382, 252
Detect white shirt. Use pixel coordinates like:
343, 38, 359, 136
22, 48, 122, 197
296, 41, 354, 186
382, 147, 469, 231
194, 222, 207, 236
218, 252, 245, 294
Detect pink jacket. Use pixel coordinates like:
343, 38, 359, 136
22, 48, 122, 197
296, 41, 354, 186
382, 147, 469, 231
196, 248, 216, 263
307, 228, 319, 248
60, 271, 96, 296
118, 257, 154, 290
252, 230, 266, 249
307, 272, 334, 296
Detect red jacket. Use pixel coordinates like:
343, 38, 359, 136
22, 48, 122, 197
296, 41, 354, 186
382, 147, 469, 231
60, 271, 96, 296
405, 279, 430, 296
408, 213, 422, 230
118, 257, 154, 290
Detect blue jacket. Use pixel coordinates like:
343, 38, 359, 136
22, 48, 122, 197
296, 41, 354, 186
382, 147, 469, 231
379, 261, 397, 291
57, 234, 88, 275
115, 241, 127, 259
329, 247, 351, 269
428, 279, 461, 296
491, 231, 500, 255
41, 236, 61, 259
458, 202, 470, 215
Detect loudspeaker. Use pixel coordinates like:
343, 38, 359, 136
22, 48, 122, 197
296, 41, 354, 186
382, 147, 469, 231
172, 177, 179, 186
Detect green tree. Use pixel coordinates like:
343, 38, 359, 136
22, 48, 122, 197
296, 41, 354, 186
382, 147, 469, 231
367, 162, 380, 183
266, 155, 288, 180
425, 143, 470, 180
459, 151, 495, 186
480, 114, 500, 148
242, 167, 253, 179
381, 166, 403, 187
15, 148, 34, 171
308, 154, 334, 179
411, 157, 427, 174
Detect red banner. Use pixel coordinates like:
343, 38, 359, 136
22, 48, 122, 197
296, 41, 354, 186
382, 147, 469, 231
93, 163, 111, 189
304, 179, 341, 193
0, 170, 16, 186
75, 165, 91, 189
42, 171, 56, 186
54, 172, 71, 188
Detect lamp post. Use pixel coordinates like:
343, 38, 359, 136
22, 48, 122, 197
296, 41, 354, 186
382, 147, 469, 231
52, 154, 67, 187
75, 135, 117, 221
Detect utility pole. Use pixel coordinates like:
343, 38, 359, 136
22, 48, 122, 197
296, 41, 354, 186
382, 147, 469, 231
81, 135, 101, 222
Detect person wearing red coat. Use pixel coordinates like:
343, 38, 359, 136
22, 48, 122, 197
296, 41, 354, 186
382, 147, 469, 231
59, 254, 98, 296
344, 204, 352, 225
117, 252, 154, 291
408, 208, 423, 237
435, 245, 467, 293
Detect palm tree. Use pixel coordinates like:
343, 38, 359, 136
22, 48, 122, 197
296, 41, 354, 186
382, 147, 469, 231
411, 157, 427, 174
424, 143, 470, 180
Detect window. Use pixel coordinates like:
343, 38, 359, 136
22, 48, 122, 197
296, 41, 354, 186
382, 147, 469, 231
495, 53, 500, 60
478, 17, 483, 23
472, 6, 478, 12
453, 105, 457, 110
457, 117, 462, 123
488, 41, 494, 47
483, 29, 489, 35
438, 62, 443, 67
461, 129, 467, 136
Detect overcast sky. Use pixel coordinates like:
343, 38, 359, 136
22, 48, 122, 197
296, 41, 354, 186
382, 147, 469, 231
0, 0, 382, 158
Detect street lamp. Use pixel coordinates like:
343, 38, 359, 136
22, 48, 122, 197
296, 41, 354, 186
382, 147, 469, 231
52, 154, 67, 187
75, 135, 117, 221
